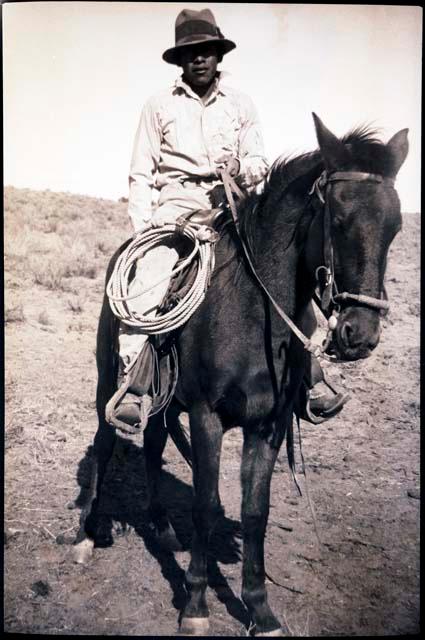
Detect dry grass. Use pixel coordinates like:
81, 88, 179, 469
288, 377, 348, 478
4, 186, 130, 294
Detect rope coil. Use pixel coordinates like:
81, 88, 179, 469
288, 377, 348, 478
106, 222, 217, 333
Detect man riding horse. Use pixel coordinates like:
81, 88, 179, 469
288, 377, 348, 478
106, 7, 348, 431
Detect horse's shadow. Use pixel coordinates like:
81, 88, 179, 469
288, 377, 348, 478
73, 437, 250, 628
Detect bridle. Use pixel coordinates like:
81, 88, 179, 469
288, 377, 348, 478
309, 170, 394, 317
220, 168, 395, 361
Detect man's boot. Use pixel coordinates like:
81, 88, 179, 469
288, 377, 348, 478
302, 354, 349, 424
105, 347, 153, 434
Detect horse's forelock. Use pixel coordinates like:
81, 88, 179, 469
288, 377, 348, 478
342, 123, 382, 146
342, 125, 396, 177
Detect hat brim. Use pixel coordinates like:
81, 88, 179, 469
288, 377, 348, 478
162, 37, 236, 65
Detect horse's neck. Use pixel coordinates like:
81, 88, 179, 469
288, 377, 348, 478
242, 202, 307, 317
252, 193, 323, 320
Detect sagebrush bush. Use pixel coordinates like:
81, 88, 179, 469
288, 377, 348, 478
67, 295, 85, 313
30, 256, 66, 290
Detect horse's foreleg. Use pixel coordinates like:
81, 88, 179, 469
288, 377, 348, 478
180, 402, 223, 635
143, 406, 181, 551
240, 426, 286, 636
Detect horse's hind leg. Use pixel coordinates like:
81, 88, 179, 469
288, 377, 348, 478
240, 426, 286, 636
73, 302, 118, 563
179, 402, 224, 636
72, 373, 117, 563
143, 405, 181, 551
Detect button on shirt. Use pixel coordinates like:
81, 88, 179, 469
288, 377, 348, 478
128, 72, 269, 231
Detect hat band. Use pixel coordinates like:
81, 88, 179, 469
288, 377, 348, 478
176, 19, 222, 42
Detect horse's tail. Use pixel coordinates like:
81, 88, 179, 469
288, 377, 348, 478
95, 240, 133, 412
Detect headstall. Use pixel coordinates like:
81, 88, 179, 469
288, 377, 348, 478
309, 170, 394, 318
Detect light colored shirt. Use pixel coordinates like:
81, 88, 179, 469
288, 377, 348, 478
128, 72, 269, 231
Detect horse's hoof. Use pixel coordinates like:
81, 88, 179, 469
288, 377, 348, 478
73, 538, 95, 564
178, 617, 210, 636
55, 533, 75, 545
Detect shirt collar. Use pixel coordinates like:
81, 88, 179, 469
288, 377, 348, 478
174, 71, 229, 99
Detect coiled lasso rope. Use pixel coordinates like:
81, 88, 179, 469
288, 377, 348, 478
106, 222, 218, 333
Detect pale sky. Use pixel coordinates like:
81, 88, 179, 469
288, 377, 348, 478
3, 2, 422, 212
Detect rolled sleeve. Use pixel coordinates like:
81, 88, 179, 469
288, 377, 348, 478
128, 98, 161, 232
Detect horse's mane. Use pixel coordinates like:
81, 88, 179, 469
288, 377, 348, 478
238, 125, 392, 254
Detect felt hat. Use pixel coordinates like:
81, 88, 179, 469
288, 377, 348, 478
162, 8, 236, 65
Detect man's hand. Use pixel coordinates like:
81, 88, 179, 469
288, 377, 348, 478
150, 211, 179, 228
215, 154, 240, 178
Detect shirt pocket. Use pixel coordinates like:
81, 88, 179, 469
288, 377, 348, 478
210, 108, 241, 153
160, 115, 179, 151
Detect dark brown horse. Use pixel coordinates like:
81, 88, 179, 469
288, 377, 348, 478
74, 114, 408, 636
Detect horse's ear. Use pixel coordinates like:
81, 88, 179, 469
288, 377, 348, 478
386, 128, 409, 177
312, 113, 350, 171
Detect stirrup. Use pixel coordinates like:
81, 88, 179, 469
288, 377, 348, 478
302, 369, 350, 425
303, 387, 349, 424
105, 378, 152, 434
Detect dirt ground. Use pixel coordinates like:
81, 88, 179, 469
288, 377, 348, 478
4, 187, 420, 636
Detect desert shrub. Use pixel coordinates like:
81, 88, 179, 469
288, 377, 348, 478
68, 209, 83, 221
30, 255, 66, 290
61, 239, 97, 279
5, 304, 26, 323
42, 217, 59, 234
95, 239, 111, 254
38, 310, 51, 326
67, 295, 85, 313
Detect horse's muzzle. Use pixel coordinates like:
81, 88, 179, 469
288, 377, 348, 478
333, 307, 381, 361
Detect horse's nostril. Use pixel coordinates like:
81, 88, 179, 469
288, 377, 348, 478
340, 321, 353, 347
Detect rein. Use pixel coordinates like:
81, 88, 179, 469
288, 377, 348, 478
220, 168, 393, 360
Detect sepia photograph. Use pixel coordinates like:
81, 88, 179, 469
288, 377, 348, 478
4, 1, 421, 636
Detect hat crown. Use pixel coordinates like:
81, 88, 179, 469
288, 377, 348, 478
174, 8, 223, 45
176, 8, 217, 30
